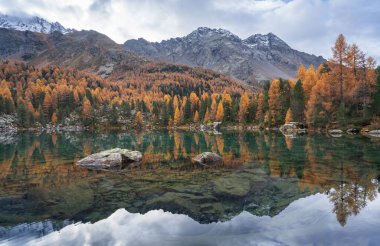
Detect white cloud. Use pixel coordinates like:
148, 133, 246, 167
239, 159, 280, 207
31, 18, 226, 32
0, 0, 378, 61
213, 0, 286, 13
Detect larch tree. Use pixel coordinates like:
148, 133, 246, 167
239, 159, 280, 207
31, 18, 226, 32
268, 80, 282, 126
189, 92, 199, 111
194, 110, 199, 123
51, 112, 58, 125
238, 93, 250, 123
0, 80, 15, 114
216, 101, 224, 121
43, 92, 53, 120
302, 66, 317, 102
210, 97, 217, 120
297, 64, 306, 82
306, 73, 331, 127
183, 98, 192, 122
82, 96, 92, 119
285, 108, 293, 123
173, 107, 182, 126
173, 96, 179, 111
256, 92, 265, 124
330, 34, 348, 124
203, 108, 210, 123
222, 92, 232, 122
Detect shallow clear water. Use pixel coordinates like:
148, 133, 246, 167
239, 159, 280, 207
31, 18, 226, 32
0, 130, 380, 245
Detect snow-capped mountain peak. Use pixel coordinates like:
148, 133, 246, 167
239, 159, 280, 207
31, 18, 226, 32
186, 27, 240, 41
0, 14, 73, 34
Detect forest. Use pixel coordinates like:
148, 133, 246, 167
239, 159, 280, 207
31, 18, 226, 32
0, 34, 379, 130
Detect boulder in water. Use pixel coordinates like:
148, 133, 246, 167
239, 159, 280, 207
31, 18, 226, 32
192, 152, 222, 166
76, 148, 142, 170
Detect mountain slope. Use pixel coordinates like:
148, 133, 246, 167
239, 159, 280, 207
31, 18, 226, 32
124, 27, 325, 83
0, 14, 72, 34
0, 28, 147, 77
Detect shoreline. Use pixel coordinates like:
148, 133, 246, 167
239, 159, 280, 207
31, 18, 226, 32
3, 124, 380, 138
1, 114, 379, 137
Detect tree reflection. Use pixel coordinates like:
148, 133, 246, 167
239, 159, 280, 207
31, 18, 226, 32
0, 131, 379, 226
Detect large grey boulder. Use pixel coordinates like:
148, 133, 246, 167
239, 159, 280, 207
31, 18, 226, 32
76, 148, 142, 170
192, 152, 222, 166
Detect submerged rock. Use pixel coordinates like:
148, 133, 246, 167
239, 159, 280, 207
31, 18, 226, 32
213, 175, 251, 198
192, 152, 222, 166
76, 148, 142, 170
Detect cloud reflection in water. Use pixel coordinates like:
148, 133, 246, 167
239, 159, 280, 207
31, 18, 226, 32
5, 193, 379, 246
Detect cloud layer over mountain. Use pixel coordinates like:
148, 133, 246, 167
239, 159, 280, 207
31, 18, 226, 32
0, 0, 379, 61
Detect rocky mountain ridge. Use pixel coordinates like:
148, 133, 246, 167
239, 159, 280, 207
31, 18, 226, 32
0, 14, 73, 34
0, 28, 146, 78
124, 27, 325, 83
0, 14, 325, 84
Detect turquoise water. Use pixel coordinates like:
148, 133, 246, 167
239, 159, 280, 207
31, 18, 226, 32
0, 130, 379, 245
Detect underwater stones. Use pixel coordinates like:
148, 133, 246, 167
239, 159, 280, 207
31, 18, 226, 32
76, 148, 142, 170
213, 175, 251, 198
192, 152, 223, 166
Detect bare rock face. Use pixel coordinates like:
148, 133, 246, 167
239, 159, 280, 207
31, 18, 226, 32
192, 152, 222, 166
76, 148, 142, 170
124, 27, 325, 83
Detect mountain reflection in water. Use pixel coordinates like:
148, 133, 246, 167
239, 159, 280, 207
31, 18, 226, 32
5, 193, 380, 246
0, 130, 379, 245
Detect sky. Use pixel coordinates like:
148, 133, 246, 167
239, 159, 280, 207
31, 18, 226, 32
0, 0, 379, 61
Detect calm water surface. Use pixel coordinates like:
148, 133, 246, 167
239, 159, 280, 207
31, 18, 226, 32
0, 130, 380, 245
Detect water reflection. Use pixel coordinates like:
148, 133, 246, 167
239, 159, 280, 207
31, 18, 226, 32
6, 193, 380, 246
0, 131, 380, 243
